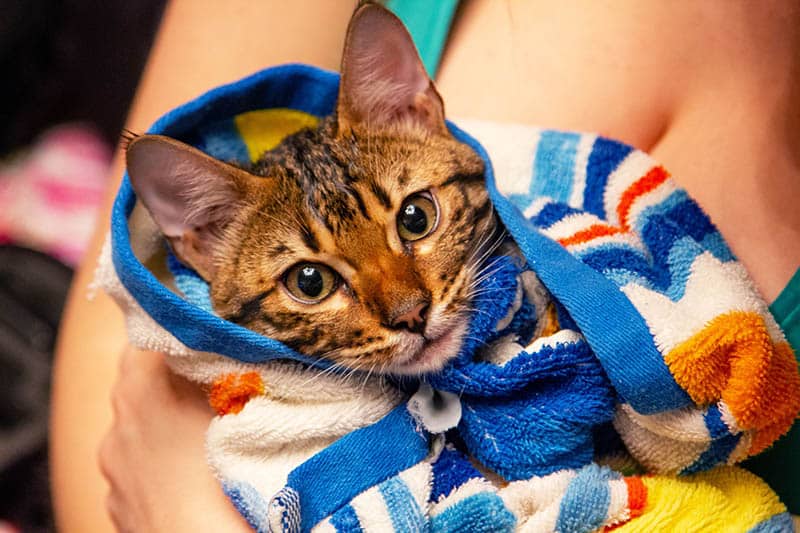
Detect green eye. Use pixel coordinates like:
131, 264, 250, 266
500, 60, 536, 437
284, 263, 338, 303
398, 192, 438, 241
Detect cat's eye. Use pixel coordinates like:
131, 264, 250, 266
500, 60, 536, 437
397, 192, 438, 242
283, 263, 338, 303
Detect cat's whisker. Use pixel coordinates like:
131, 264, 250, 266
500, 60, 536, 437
359, 362, 378, 395
464, 275, 506, 297
307, 362, 343, 383
468, 249, 507, 282
461, 246, 507, 292
297, 362, 349, 390
464, 233, 493, 268
462, 335, 492, 350
466, 265, 507, 289
464, 287, 510, 299
466, 226, 508, 267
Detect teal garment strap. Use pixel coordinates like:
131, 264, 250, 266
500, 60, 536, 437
385, 0, 460, 77
770, 267, 800, 352
745, 266, 800, 514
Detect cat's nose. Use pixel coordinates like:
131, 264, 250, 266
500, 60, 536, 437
390, 301, 429, 334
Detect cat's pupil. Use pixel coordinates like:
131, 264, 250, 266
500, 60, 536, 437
298, 266, 323, 297
401, 204, 428, 234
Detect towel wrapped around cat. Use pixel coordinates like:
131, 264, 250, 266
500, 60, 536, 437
96, 64, 799, 532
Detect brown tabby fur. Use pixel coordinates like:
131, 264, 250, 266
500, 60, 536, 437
127, 3, 500, 374
210, 119, 495, 373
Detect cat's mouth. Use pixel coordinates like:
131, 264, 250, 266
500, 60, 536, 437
388, 321, 467, 376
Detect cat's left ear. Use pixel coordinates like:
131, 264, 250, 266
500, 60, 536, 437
336, 3, 448, 136
126, 135, 257, 280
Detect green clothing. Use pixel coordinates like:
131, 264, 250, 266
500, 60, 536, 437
746, 267, 800, 514
385, 0, 458, 78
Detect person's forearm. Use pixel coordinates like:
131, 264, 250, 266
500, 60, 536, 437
50, 1, 354, 530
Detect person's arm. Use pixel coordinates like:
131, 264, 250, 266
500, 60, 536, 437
50, 2, 355, 531
96, 347, 252, 532
52, 1, 800, 530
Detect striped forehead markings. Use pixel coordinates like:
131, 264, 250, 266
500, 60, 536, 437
369, 181, 392, 209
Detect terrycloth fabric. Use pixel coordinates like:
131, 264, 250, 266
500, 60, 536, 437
463, 119, 800, 474
612, 466, 793, 532
169, 248, 617, 485
97, 240, 404, 507
99, 64, 800, 532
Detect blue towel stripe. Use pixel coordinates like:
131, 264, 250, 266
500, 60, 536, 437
680, 433, 742, 476
583, 137, 632, 218
429, 493, 516, 533
430, 447, 483, 502
556, 465, 616, 533
745, 513, 795, 533
379, 476, 427, 532
461, 119, 691, 414
329, 504, 363, 533
531, 202, 585, 228
705, 405, 733, 440
284, 404, 429, 530
167, 253, 213, 312
222, 481, 270, 533
532, 131, 581, 203
191, 116, 251, 165
509, 130, 580, 210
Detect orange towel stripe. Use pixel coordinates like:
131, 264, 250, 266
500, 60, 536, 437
558, 224, 623, 247
559, 166, 668, 247
616, 166, 669, 231
664, 311, 800, 456
604, 477, 648, 531
624, 476, 647, 519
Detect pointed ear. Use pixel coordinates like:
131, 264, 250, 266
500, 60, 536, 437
337, 3, 447, 135
126, 135, 252, 280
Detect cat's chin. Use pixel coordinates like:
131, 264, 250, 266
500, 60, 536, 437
387, 322, 467, 376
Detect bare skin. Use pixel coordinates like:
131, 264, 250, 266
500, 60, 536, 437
437, 0, 800, 301
51, 1, 800, 531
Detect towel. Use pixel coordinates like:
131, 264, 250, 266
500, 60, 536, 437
464, 120, 800, 473
98, 64, 800, 532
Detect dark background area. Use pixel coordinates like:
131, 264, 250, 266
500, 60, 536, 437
0, 1, 165, 531
0, 0, 166, 154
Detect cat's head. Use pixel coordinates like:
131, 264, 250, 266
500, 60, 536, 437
126, 3, 499, 375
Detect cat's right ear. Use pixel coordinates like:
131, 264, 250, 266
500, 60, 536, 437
336, 3, 447, 136
126, 135, 251, 280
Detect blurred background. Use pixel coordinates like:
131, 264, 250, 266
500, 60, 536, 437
0, 1, 165, 530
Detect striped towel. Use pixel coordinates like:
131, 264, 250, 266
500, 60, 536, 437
99, 64, 799, 532
462, 120, 800, 475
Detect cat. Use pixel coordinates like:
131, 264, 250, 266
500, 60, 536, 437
125, 2, 500, 376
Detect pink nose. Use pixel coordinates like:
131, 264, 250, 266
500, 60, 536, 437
391, 302, 429, 334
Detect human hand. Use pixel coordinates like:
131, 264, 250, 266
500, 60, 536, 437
98, 347, 251, 532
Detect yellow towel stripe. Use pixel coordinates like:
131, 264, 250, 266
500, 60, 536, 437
614, 466, 786, 532
235, 108, 319, 163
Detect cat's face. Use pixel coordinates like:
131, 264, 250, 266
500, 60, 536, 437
126, 3, 498, 374
212, 119, 493, 374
